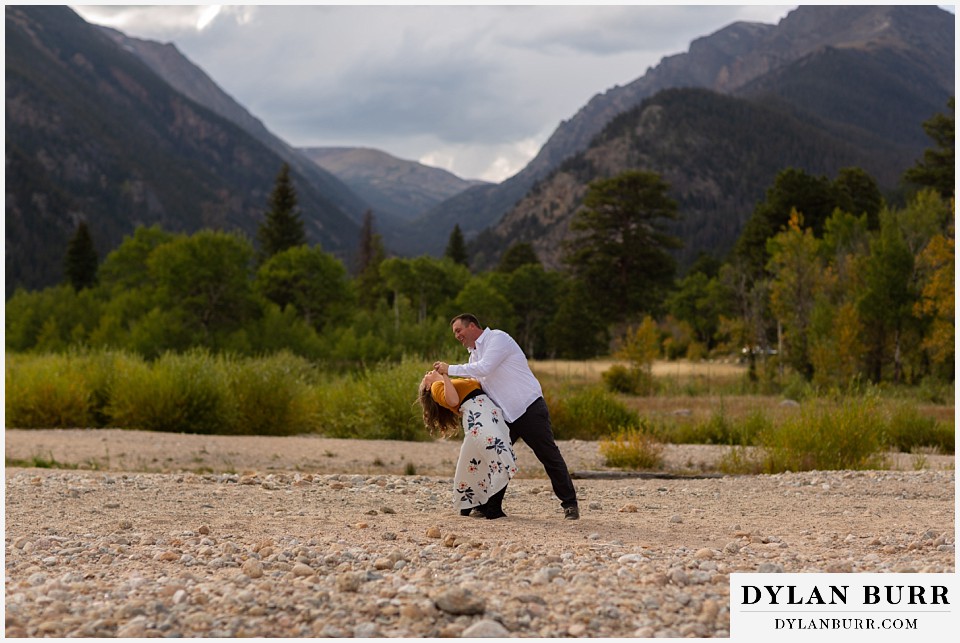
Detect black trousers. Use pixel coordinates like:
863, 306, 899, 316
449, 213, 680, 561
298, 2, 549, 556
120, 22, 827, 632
506, 397, 578, 509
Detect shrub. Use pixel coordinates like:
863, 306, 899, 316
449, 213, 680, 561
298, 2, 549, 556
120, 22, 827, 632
5, 353, 96, 428
548, 386, 640, 440
222, 352, 320, 435
884, 402, 954, 454
601, 364, 656, 395
317, 357, 429, 441
108, 350, 234, 434
600, 425, 664, 469
757, 397, 888, 472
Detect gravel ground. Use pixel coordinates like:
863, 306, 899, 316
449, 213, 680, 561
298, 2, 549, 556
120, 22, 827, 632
4, 430, 955, 638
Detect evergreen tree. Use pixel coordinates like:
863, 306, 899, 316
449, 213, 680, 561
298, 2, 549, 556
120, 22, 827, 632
64, 221, 99, 291
444, 224, 469, 266
563, 170, 681, 322
496, 242, 540, 273
904, 98, 955, 199
355, 210, 387, 309
257, 163, 306, 262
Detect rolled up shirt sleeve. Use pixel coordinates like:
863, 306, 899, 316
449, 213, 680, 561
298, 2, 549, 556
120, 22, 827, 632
448, 334, 510, 378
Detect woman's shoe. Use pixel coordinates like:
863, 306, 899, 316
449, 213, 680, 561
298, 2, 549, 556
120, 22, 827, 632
460, 508, 473, 516
480, 486, 507, 519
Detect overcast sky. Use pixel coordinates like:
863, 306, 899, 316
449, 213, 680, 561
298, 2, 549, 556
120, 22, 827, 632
70, 4, 803, 182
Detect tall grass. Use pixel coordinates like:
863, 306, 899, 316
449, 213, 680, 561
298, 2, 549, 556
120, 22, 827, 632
599, 425, 664, 469
5, 350, 142, 428
6, 352, 954, 454
108, 351, 235, 434
219, 352, 321, 435
720, 397, 889, 473
547, 386, 640, 440
317, 358, 430, 441
5, 352, 97, 428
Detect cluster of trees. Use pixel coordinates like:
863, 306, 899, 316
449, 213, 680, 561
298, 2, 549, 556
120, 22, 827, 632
7, 105, 954, 388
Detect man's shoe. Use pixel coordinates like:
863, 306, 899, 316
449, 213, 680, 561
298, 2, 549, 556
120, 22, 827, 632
564, 506, 580, 520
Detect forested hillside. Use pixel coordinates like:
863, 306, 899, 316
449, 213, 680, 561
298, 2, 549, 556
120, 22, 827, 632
5, 6, 362, 294
474, 86, 946, 270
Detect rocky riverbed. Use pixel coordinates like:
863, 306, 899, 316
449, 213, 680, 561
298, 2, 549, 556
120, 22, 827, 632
4, 431, 955, 638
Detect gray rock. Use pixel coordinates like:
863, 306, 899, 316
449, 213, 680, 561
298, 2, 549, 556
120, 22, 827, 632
462, 619, 510, 637
434, 586, 486, 615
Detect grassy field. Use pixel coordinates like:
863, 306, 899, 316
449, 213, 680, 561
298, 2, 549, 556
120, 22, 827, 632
532, 358, 954, 428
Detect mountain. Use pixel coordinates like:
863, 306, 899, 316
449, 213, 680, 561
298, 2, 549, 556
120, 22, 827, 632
96, 26, 372, 225
414, 4, 954, 261
472, 87, 893, 271
5, 6, 365, 293
300, 146, 489, 223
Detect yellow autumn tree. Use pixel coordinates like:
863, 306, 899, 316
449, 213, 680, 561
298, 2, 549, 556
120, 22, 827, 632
914, 224, 955, 372
766, 209, 829, 379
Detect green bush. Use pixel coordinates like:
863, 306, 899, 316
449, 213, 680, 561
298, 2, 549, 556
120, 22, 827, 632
884, 402, 954, 454
108, 350, 235, 434
548, 386, 640, 440
222, 352, 321, 435
600, 425, 664, 469
317, 357, 429, 441
5, 352, 97, 428
655, 408, 770, 446
756, 397, 888, 472
601, 364, 656, 395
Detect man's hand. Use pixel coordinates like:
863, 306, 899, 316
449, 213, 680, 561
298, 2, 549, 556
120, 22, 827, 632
433, 361, 449, 375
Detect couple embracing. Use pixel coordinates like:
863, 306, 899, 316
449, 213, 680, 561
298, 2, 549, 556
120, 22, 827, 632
418, 314, 580, 521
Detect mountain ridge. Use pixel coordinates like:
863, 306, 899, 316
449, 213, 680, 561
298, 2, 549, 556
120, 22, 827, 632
5, 6, 364, 293
411, 4, 953, 259
299, 146, 489, 223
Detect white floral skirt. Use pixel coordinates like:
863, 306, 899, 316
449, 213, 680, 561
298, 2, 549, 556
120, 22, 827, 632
453, 394, 517, 510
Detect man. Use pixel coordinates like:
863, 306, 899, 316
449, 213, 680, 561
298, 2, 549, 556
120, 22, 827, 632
434, 313, 580, 520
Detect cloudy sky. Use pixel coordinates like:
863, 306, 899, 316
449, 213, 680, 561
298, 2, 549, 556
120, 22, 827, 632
71, 4, 800, 182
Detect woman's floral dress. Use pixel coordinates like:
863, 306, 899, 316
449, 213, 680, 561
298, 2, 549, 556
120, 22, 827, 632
453, 393, 517, 511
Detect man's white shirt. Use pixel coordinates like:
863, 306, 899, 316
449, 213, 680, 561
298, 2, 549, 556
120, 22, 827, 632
447, 328, 542, 423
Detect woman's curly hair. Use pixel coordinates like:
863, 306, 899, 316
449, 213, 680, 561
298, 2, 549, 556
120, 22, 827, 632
417, 385, 461, 439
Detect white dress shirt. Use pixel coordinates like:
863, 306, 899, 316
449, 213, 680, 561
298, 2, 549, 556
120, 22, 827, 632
447, 328, 542, 423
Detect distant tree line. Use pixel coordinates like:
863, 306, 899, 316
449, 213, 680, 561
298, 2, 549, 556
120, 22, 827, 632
6, 103, 954, 389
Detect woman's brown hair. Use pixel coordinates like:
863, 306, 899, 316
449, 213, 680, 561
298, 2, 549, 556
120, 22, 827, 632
417, 386, 461, 439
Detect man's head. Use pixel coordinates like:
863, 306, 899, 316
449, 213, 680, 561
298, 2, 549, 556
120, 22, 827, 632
450, 313, 483, 350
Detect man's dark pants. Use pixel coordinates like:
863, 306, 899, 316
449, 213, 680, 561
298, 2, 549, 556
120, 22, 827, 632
506, 397, 578, 509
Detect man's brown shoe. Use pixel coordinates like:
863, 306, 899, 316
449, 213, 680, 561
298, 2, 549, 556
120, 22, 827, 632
564, 506, 580, 520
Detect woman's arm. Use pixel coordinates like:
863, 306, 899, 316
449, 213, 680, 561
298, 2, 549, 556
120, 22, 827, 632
440, 372, 460, 407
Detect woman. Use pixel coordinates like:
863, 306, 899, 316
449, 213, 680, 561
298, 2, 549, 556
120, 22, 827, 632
418, 369, 516, 519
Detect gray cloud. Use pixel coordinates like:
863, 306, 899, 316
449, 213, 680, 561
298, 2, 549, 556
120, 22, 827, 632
71, 4, 797, 180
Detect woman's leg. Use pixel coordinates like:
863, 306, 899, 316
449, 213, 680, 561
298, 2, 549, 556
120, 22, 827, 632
456, 395, 516, 517
480, 484, 507, 519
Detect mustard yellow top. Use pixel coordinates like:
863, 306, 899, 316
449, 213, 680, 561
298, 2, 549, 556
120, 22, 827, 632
430, 378, 481, 413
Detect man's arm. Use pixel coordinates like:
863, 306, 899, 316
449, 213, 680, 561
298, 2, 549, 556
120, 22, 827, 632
435, 333, 512, 378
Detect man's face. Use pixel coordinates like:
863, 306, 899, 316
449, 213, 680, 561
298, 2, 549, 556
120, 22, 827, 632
452, 320, 481, 350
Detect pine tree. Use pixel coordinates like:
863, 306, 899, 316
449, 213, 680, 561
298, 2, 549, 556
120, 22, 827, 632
563, 170, 680, 322
64, 221, 98, 291
356, 210, 387, 309
257, 163, 306, 262
904, 98, 955, 199
496, 242, 540, 273
444, 224, 469, 266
